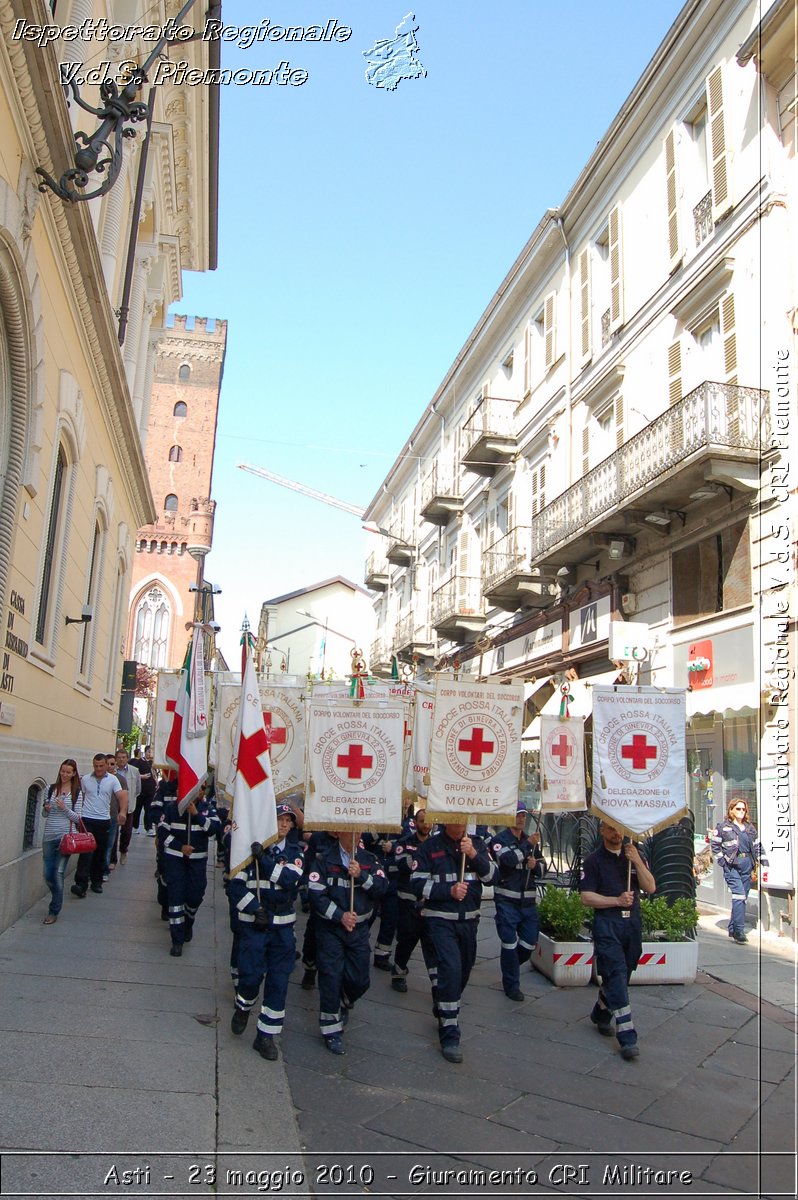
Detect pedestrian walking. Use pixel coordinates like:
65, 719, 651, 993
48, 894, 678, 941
41, 759, 82, 923
410, 822, 497, 1063
161, 782, 220, 956
229, 804, 305, 1061
579, 819, 656, 1060
72, 754, 126, 897
490, 802, 546, 1001
711, 798, 768, 944
129, 747, 156, 832
308, 831, 387, 1055
115, 747, 141, 865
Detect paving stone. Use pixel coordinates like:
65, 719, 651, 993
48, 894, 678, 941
342, 1052, 522, 1118
0, 971, 214, 1015
0, 947, 214, 986
283, 1062, 407, 1125
635, 1073, 776, 1142
367, 1097, 558, 1154
732, 1014, 798, 1053
678, 990, 757, 1029
701, 1038, 794, 1085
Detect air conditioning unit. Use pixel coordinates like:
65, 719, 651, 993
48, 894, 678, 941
620, 592, 638, 615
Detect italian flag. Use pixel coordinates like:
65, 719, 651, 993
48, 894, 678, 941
165, 626, 208, 814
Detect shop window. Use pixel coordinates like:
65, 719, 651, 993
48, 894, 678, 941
723, 714, 758, 827
671, 519, 751, 626
173, 401, 187, 418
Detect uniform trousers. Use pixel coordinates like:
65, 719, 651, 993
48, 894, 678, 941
494, 897, 539, 993
423, 917, 478, 1048
163, 855, 208, 945
315, 921, 371, 1038
723, 858, 753, 938
591, 913, 642, 1047
234, 923, 296, 1037
373, 885, 398, 962
394, 901, 438, 990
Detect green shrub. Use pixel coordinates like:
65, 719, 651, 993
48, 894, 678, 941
640, 895, 698, 941
537, 885, 588, 941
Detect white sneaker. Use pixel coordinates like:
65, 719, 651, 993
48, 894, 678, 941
120, 853, 127, 865
146, 829, 156, 837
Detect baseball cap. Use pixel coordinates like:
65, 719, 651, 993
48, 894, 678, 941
276, 803, 297, 824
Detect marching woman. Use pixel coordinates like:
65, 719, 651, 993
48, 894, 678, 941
711, 798, 768, 944
41, 759, 82, 924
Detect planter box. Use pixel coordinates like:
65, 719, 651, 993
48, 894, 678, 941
532, 932, 593, 986
592, 938, 699, 986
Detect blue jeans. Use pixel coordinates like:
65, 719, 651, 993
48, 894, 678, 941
42, 838, 69, 915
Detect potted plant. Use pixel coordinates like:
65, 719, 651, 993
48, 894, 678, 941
631, 895, 699, 985
531, 885, 593, 986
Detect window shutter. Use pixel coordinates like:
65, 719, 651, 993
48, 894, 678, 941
458, 528, 469, 576
608, 205, 623, 330
544, 292, 557, 369
582, 424, 590, 475
507, 483, 516, 531
615, 395, 624, 448
578, 248, 591, 362
667, 340, 682, 407
707, 66, 732, 222
721, 292, 737, 384
523, 324, 531, 395
665, 127, 681, 270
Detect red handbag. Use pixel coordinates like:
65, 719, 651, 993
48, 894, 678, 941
59, 816, 96, 856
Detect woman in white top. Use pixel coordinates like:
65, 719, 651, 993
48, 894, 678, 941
41, 759, 81, 923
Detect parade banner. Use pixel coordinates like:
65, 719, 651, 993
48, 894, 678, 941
215, 681, 306, 798
304, 700, 404, 831
311, 680, 392, 703
229, 646, 278, 876
540, 715, 587, 812
405, 685, 434, 801
164, 627, 208, 814
426, 679, 524, 826
153, 668, 212, 770
591, 686, 687, 837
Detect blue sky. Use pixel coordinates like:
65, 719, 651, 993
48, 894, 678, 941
175, 1, 685, 662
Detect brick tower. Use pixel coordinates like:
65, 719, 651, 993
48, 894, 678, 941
126, 316, 228, 671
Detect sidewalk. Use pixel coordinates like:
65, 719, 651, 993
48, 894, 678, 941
0, 834, 795, 1199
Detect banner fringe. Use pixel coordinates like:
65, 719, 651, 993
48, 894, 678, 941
589, 804, 691, 841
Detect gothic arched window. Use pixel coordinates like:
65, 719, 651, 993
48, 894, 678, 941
178, 364, 190, 381
133, 586, 171, 668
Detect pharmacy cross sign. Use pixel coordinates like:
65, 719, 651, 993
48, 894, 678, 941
621, 734, 658, 771
337, 743, 374, 780
457, 726, 495, 766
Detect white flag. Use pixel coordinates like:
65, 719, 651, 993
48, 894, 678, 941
229, 647, 278, 875
591, 686, 687, 837
540, 715, 586, 812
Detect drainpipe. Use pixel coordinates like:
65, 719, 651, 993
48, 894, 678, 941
555, 214, 572, 490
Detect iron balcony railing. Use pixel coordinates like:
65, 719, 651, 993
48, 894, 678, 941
482, 525, 533, 594
431, 574, 487, 627
369, 636, 391, 668
365, 550, 388, 579
462, 395, 517, 451
529, 381, 769, 560
420, 460, 462, 509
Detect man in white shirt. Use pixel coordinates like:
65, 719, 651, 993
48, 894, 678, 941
72, 754, 126, 896
115, 747, 141, 865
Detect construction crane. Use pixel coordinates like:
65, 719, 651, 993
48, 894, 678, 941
238, 462, 365, 518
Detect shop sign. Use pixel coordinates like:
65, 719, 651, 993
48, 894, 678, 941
487, 619, 562, 674
569, 595, 611, 653
674, 626, 754, 690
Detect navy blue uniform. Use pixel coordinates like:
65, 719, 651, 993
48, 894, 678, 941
410, 830, 497, 1051
300, 831, 336, 979
363, 831, 400, 968
229, 838, 304, 1037
391, 828, 438, 992
161, 798, 220, 947
490, 827, 545, 996
579, 842, 648, 1048
308, 837, 387, 1041
710, 818, 768, 940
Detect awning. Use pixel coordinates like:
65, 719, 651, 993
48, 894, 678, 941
538, 670, 624, 719
687, 683, 758, 719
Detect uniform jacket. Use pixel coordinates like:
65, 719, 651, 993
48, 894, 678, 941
308, 839, 387, 926
710, 821, 768, 869
393, 829, 432, 902
489, 827, 545, 905
410, 830, 497, 920
228, 839, 305, 926
579, 842, 648, 922
161, 799, 221, 860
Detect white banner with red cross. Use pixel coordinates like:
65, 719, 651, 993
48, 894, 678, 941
591, 686, 688, 837
214, 681, 306, 798
304, 701, 405, 831
153, 668, 213, 770
426, 679, 524, 826
540, 715, 587, 812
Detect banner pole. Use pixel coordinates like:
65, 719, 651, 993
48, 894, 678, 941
350, 832, 356, 913
459, 850, 466, 884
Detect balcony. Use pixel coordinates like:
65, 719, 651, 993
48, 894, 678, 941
364, 551, 389, 592
385, 528, 414, 567
420, 461, 463, 525
394, 610, 436, 661
483, 526, 557, 611
529, 381, 769, 568
431, 575, 487, 640
461, 396, 517, 476
369, 635, 393, 675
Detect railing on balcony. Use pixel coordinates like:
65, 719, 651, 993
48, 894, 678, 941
364, 550, 389, 587
694, 190, 713, 247
420, 460, 462, 508
370, 635, 391, 669
431, 575, 487, 628
483, 526, 533, 594
530, 381, 769, 560
463, 395, 516, 444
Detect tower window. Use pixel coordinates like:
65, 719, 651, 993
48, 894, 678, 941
168, 445, 183, 463
179, 364, 191, 381
173, 401, 187, 418
164, 494, 178, 512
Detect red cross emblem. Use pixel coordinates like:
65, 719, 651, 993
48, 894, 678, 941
458, 726, 495, 766
551, 734, 573, 768
166, 700, 176, 713
237, 727, 270, 788
621, 734, 658, 771
263, 711, 287, 747
337, 743, 373, 779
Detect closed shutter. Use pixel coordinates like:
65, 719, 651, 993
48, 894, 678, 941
582, 424, 590, 475
457, 529, 471, 612
665, 127, 681, 270
707, 66, 732, 222
507, 481, 516, 531
578, 248, 591, 363
609, 205, 623, 330
523, 323, 531, 395
667, 340, 682, 406
721, 292, 737, 383
615, 395, 624, 448
544, 292, 557, 369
